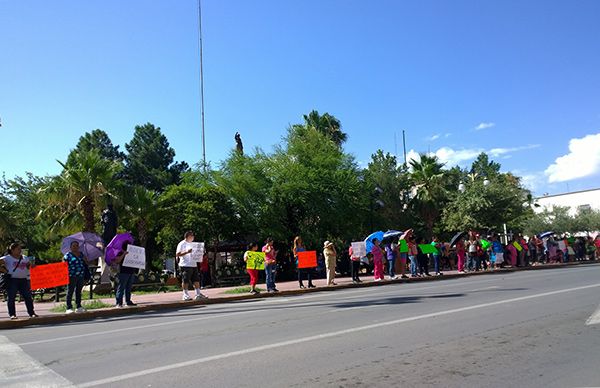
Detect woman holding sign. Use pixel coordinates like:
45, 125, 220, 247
112, 243, 137, 308
244, 243, 260, 295
2, 243, 37, 319
64, 241, 88, 314
294, 236, 315, 289
262, 238, 278, 293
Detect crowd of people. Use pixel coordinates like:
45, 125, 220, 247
1, 229, 599, 319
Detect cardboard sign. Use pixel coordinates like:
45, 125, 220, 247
513, 241, 523, 252
246, 251, 265, 270
297, 250, 317, 269
30, 262, 69, 290
122, 245, 146, 270
419, 244, 438, 254
351, 242, 367, 258
480, 239, 492, 250
399, 240, 409, 253
557, 241, 566, 251
190, 242, 205, 262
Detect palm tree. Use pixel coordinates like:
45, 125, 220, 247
122, 186, 157, 248
301, 110, 348, 147
409, 154, 447, 237
42, 150, 122, 233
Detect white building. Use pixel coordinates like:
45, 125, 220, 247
534, 188, 600, 216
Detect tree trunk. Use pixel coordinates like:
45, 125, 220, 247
82, 196, 96, 232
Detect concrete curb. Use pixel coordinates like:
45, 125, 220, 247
1, 261, 597, 330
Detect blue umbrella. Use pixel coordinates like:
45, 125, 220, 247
61, 232, 104, 261
382, 230, 404, 243
539, 231, 554, 239
365, 231, 384, 254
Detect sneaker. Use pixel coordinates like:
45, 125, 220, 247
401, 275, 409, 279
115, 304, 123, 308
458, 270, 466, 274
182, 294, 192, 301
76, 307, 86, 313
272, 288, 279, 293
194, 294, 207, 300
65, 309, 74, 314
374, 278, 381, 282
126, 302, 137, 307
29, 314, 39, 318
10, 315, 17, 320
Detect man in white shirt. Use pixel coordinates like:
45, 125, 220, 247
176, 231, 207, 300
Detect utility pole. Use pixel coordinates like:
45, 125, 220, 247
198, 0, 207, 172
402, 130, 407, 166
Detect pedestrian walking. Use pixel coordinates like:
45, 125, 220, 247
323, 241, 338, 286
244, 243, 260, 294
2, 243, 37, 319
263, 237, 278, 293
63, 241, 88, 314
371, 238, 385, 281
175, 231, 207, 301
294, 236, 315, 289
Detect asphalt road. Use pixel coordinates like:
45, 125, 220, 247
2, 265, 600, 388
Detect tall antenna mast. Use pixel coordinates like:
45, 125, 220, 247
198, 0, 207, 172
402, 130, 407, 166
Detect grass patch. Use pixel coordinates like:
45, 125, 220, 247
50, 300, 113, 313
222, 286, 265, 294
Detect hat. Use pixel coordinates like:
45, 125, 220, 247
324, 241, 334, 248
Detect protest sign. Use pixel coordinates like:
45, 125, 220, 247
399, 240, 409, 253
30, 262, 69, 290
480, 239, 492, 250
513, 241, 523, 252
557, 241, 566, 251
246, 251, 265, 270
351, 242, 367, 258
190, 242, 205, 262
419, 244, 438, 254
297, 250, 317, 269
122, 245, 146, 270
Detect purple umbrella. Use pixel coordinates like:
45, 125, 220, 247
105, 232, 135, 266
61, 232, 105, 261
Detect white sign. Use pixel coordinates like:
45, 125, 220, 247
122, 245, 146, 270
190, 242, 205, 262
351, 241, 367, 259
557, 241, 566, 251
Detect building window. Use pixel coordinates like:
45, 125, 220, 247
578, 204, 591, 212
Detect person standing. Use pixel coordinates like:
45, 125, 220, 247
407, 235, 419, 278
198, 252, 210, 289
348, 244, 362, 283
416, 237, 431, 276
466, 232, 479, 272
323, 241, 338, 286
2, 243, 37, 319
431, 236, 443, 276
113, 243, 137, 308
372, 238, 385, 281
456, 237, 466, 274
244, 243, 260, 295
397, 230, 410, 279
176, 231, 207, 301
294, 236, 315, 289
385, 240, 398, 280
491, 235, 504, 269
262, 238, 278, 293
64, 241, 88, 314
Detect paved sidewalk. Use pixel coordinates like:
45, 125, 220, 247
0, 261, 592, 328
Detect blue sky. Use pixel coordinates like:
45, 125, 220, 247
1, 0, 600, 196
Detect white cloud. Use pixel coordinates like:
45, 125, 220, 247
475, 122, 495, 131
444, 133, 452, 138
489, 144, 540, 157
545, 132, 600, 183
426, 134, 441, 141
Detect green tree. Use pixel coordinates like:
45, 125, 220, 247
293, 110, 348, 147
123, 123, 189, 192
409, 154, 448, 237
42, 150, 122, 233
67, 129, 125, 164
470, 152, 501, 179
121, 186, 158, 248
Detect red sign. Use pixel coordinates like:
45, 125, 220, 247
297, 251, 317, 269
30, 262, 69, 290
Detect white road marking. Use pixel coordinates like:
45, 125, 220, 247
78, 283, 600, 387
585, 304, 600, 325
0, 335, 74, 387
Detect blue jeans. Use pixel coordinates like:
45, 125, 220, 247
387, 257, 396, 277
409, 255, 418, 276
265, 263, 276, 291
467, 254, 477, 271
7, 278, 35, 317
116, 273, 135, 305
66, 276, 84, 310
433, 255, 440, 273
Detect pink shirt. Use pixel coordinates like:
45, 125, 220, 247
262, 245, 276, 264
371, 245, 384, 262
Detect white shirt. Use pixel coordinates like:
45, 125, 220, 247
1, 255, 31, 279
176, 240, 195, 268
